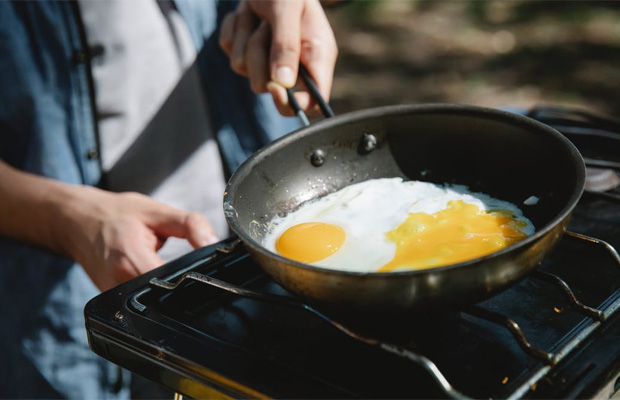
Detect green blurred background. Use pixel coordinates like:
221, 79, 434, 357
325, 1, 620, 117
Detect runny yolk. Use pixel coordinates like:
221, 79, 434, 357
276, 222, 346, 263
378, 200, 528, 272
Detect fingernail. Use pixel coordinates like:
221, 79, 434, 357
203, 232, 218, 246
273, 66, 296, 88
195, 226, 217, 247
266, 81, 282, 94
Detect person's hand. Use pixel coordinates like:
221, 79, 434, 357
0, 161, 218, 293
60, 187, 218, 292
219, 0, 338, 116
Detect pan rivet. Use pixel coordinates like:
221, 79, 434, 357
311, 149, 326, 167
361, 133, 377, 153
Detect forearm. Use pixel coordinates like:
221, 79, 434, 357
0, 160, 84, 255
0, 159, 218, 290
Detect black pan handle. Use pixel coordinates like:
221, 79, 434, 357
286, 64, 335, 126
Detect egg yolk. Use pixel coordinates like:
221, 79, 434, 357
276, 222, 346, 263
379, 200, 528, 272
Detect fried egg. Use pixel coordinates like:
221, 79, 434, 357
263, 178, 535, 273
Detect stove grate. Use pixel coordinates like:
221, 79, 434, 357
129, 230, 620, 399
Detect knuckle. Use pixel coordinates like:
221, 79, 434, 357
120, 191, 146, 202
250, 78, 267, 93
272, 41, 299, 59
219, 35, 232, 52
185, 212, 206, 228
304, 37, 338, 60
330, 39, 339, 58
231, 59, 247, 75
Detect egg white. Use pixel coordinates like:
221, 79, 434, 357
263, 178, 535, 273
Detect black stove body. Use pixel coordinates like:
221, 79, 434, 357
85, 107, 620, 399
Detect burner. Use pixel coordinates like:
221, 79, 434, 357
585, 167, 620, 192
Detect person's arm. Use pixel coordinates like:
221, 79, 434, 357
219, 0, 338, 115
0, 160, 217, 291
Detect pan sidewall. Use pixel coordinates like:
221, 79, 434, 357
226, 104, 585, 312
243, 213, 570, 312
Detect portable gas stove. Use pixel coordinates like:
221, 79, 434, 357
85, 106, 620, 399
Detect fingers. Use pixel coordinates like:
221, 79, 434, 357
246, 21, 271, 93
266, 82, 313, 116
109, 210, 213, 289
232, 8, 260, 76
93, 223, 166, 291
219, 12, 236, 56
75, 190, 221, 292
219, 0, 337, 114
129, 246, 165, 275
267, 1, 303, 88
222, 15, 277, 94
117, 192, 218, 249
299, 0, 338, 102
183, 212, 219, 248
282, 0, 337, 113
143, 201, 216, 247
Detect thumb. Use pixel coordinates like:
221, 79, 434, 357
299, 0, 337, 102
269, 2, 303, 88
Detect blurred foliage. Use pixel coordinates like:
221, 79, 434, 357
335, 0, 381, 19
326, 0, 620, 117
470, 0, 620, 26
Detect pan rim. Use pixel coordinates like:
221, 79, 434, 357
224, 103, 586, 277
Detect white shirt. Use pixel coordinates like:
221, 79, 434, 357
78, 0, 228, 260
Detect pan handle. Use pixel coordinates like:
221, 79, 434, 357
286, 64, 335, 126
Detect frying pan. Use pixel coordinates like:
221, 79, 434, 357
223, 93, 585, 313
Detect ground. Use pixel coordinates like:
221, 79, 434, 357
325, 1, 620, 118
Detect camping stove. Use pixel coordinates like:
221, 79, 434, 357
85, 106, 620, 399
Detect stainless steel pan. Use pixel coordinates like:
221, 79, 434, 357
223, 103, 585, 313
